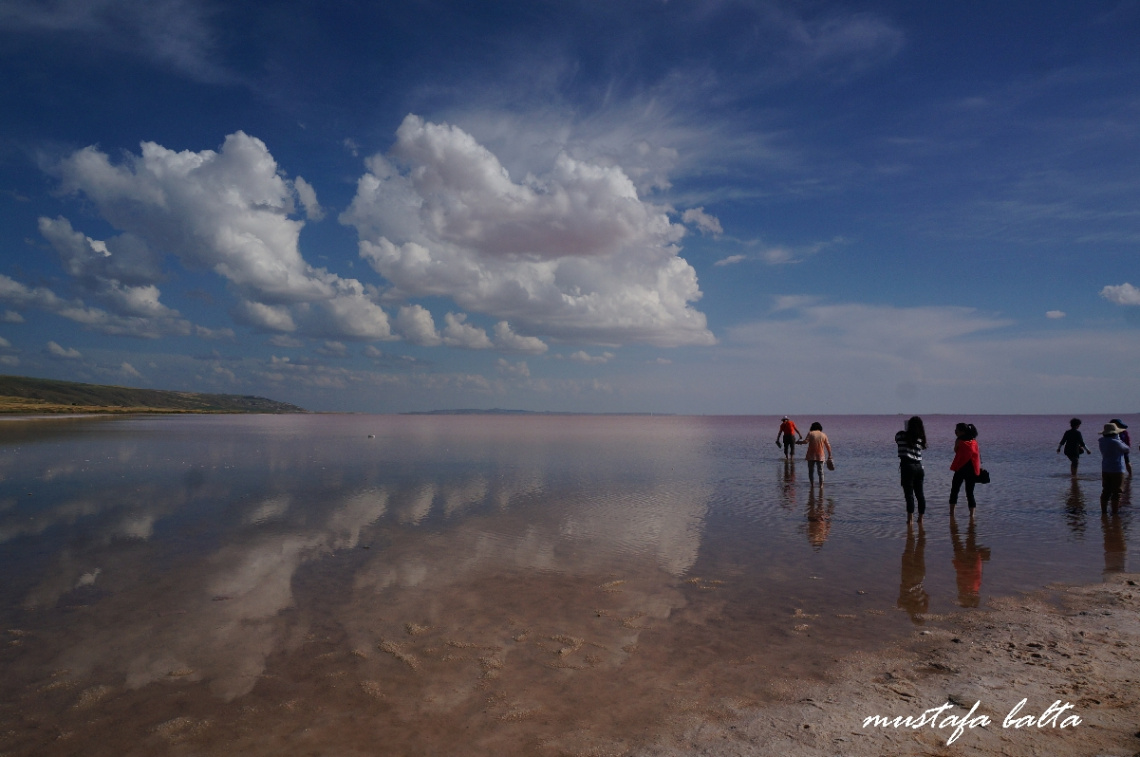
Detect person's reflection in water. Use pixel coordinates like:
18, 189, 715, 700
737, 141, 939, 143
779, 458, 798, 511
804, 488, 833, 550
1064, 478, 1087, 537
1102, 510, 1128, 577
950, 515, 991, 608
897, 520, 929, 624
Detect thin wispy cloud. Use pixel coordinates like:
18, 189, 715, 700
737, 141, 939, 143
46, 341, 82, 360
711, 236, 846, 267
0, 0, 233, 84
0, 274, 196, 339
569, 350, 615, 365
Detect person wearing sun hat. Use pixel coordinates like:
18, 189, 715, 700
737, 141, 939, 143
1099, 423, 1129, 510
1109, 418, 1132, 476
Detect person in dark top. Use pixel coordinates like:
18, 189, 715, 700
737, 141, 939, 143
895, 416, 927, 522
1057, 417, 1092, 477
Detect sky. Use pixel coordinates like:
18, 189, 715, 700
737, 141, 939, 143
0, 0, 1138, 415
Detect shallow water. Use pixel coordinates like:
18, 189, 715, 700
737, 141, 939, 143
0, 413, 1132, 755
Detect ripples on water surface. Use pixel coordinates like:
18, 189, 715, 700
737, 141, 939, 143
0, 413, 1133, 755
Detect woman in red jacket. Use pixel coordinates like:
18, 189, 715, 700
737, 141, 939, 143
949, 422, 981, 516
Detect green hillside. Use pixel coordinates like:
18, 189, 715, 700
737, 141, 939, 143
0, 375, 305, 414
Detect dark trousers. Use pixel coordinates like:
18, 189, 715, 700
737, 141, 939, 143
950, 467, 977, 510
900, 461, 925, 515
1101, 471, 1125, 509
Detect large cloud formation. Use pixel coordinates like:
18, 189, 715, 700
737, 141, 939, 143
52, 132, 394, 340
342, 115, 715, 347
27, 122, 714, 353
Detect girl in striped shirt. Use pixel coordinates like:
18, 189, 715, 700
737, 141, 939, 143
895, 416, 927, 522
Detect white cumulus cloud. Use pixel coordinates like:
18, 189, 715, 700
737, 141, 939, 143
343, 115, 715, 348
441, 312, 493, 350
1046, 310, 1066, 319
55, 134, 321, 301
53, 133, 392, 341
1101, 282, 1140, 306
395, 304, 442, 346
236, 300, 296, 332
492, 321, 547, 354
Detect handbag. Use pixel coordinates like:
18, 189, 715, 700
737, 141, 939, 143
977, 468, 990, 484
826, 458, 835, 471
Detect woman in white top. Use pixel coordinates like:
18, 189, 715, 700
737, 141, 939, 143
799, 421, 832, 487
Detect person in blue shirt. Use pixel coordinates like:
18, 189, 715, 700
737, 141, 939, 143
1109, 418, 1132, 477
1099, 423, 1130, 511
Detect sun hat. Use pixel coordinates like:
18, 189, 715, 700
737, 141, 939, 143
1110, 418, 1129, 429
1101, 423, 1122, 436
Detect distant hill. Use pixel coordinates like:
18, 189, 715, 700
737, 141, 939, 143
0, 375, 305, 414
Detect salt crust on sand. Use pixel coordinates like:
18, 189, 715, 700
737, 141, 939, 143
637, 573, 1140, 757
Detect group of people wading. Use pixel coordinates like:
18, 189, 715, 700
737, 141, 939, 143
775, 415, 1134, 523
775, 416, 832, 487
892, 417, 988, 523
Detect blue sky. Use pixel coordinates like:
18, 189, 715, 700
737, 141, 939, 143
0, 0, 1137, 414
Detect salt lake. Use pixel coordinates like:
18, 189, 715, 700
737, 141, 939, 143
0, 413, 1132, 755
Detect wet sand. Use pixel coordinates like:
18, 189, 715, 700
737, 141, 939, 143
640, 572, 1140, 757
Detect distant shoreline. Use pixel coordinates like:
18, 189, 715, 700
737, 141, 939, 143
0, 407, 295, 416
0, 376, 1131, 417
0, 374, 305, 415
